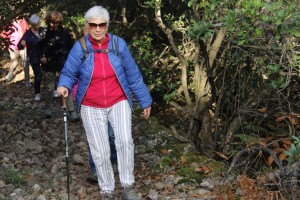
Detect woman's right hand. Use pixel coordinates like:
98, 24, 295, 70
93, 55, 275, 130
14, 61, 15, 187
57, 86, 69, 98
41, 57, 47, 64
20, 40, 26, 46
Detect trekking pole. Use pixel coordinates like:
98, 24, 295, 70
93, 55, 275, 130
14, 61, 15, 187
62, 97, 70, 200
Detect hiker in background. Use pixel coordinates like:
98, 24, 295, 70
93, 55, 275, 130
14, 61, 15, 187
18, 14, 44, 101
3, 17, 29, 84
57, 5, 152, 200
37, 10, 79, 121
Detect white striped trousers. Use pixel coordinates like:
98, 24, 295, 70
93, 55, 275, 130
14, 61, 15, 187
80, 100, 135, 193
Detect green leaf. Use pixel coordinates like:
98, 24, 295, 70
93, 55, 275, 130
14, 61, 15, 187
237, 31, 244, 37
284, 150, 293, 157
261, 14, 269, 22
238, 40, 245, 45
255, 28, 263, 36
275, 19, 282, 25
292, 135, 300, 141
228, 26, 235, 32
277, 10, 286, 18
187, 0, 194, 7
290, 144, 297, 152
290, 30, 300, 37
210, 2, 216, 11
266, 64, 280, 72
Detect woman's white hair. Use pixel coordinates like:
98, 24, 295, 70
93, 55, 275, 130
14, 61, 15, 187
85, 6, 110, 25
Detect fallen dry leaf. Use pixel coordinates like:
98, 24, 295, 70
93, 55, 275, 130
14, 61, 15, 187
180, 156, 187, 164
200, 166, 213, 173
278, 152, 287, 161
288, 116, 298, 125
281, 139, 292, 145
160, 149, 169, 154
267, 155, 274, 166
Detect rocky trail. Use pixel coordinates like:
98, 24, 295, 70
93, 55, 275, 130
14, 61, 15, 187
0, 62, 225, 200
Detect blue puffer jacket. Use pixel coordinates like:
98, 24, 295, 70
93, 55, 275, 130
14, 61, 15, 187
57, 33, 152, 111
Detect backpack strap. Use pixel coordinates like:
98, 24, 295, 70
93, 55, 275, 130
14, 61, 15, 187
111, 35, 124, 67
79, 35, 121, 62
79, 37, 89, 61
111, 35, 120, 57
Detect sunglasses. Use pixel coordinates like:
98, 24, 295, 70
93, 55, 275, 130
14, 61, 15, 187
88, 22, 107, 29
51, 22, 60, 25
32, 24, 40, 27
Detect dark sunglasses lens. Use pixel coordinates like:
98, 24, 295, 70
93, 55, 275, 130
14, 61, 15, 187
99, 23, 107, 28
89, 23, 97, 28
89, 23, 107, 29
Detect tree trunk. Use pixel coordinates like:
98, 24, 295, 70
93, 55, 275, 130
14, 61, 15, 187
154, 0, 192, 107
192, 28, 228, 152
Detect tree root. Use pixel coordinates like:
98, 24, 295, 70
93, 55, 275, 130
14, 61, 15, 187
226, 145, 300, 199
227, 145, 285, 176
170, 125, 190, 143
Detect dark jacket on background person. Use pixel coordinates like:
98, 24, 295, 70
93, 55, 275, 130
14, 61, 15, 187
17, 27, 45, 65
37, 26, 74, 72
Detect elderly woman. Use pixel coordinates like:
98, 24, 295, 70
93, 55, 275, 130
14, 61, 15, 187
18, 14, 44, 101
37, 11, 79, 121
57, 5, 152, 200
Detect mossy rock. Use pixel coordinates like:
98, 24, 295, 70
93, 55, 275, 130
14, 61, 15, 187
160, 156, 173, 167
176, 166, 204, 184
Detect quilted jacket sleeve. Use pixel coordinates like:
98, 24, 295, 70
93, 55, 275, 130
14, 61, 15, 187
57, 41, 82, 91
118, 37, 152, 109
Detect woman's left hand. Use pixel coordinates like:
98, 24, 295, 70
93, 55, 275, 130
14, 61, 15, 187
143, 106, 151, 119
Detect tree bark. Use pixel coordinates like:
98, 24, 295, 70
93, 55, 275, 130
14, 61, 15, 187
208, 28, 227, 67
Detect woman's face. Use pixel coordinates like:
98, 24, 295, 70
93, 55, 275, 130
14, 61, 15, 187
87, 17, 108, 42
50, 20, 60, 30
31, 23, 40, 31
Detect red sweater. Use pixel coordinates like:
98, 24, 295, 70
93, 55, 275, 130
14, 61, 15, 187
81, 35, 126, 108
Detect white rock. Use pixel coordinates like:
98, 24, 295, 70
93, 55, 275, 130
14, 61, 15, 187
200, 180, 214, 189
33, 184, 42, 194
2, 157, 9, 164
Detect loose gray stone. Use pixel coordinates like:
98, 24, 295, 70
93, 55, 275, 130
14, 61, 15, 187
73, 154, 84, 165
36, 195, 47, 200
0, 180, 6, 188
154, 182, 165, 190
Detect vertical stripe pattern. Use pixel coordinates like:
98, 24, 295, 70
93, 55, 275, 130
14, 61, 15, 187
80, 100, 135, 193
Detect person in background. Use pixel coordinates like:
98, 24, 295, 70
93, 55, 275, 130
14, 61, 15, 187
18, 14, 44, 101
3, 17, 29, 85
37, 11, 79, 121
57, 5, 152, 200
